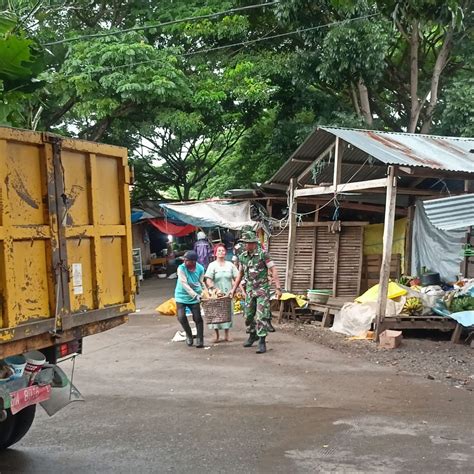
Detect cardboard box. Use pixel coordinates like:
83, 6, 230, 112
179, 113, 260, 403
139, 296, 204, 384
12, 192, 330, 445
379, 329, 403, 349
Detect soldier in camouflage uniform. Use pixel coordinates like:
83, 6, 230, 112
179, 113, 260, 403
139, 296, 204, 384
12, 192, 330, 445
230, 230, 282, 354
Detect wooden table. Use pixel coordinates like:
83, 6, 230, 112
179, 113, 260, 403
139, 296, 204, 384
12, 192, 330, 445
379, 314, 461, 343
150, 257, 167, 273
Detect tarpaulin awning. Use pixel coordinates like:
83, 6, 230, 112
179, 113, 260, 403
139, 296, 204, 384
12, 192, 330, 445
131, 209, 154, 223
148, 219, 197, 237
160, 201, 256, 230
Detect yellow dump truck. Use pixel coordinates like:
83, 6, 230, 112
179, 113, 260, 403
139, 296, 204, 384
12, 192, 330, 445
0, 127, 135, 448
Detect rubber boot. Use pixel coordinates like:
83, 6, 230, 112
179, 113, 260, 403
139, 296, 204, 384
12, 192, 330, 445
267, 320, 276, 333
195, 338, 204, 348
256, 337, 266, 354
195, 320, 204, 348
178, 314, 193, 347
243, 333, 258, 347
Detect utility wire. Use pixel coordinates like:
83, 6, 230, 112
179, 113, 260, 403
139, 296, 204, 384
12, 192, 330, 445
182, 14, 379, 56
43, 1, 280, 46
51, 13, 380, 77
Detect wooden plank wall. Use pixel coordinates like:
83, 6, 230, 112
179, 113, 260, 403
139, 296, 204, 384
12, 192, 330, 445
313, 227, 336, 292
337, 226, 364, 296
269, 224, 364, 296
361, 253, 401, 292
292, 227, 316, 293
268, 227, 289, 285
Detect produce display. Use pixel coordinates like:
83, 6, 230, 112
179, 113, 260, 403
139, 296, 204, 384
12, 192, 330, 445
449, 296, 474, 313
395, 276, 474, 320
402, 297, 423, 315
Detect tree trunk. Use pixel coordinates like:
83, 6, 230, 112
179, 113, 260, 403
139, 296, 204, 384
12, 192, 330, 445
420, 28, 454, 134
408, 21, 421, 133
350, 83, 362, 118
357, 78, 373, 126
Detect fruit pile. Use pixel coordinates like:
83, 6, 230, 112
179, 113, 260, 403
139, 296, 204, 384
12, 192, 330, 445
402, 297, 423, 315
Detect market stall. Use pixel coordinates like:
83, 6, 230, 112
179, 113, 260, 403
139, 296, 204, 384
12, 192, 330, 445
263, 127, 474, 340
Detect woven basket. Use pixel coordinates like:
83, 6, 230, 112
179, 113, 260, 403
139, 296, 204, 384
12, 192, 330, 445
201, 296, 232, 324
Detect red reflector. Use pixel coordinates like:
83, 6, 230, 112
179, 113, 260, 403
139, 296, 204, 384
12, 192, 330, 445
59, 343, 68, 357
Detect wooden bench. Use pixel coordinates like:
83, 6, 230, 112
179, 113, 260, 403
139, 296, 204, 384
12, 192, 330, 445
307, 297, 354, 327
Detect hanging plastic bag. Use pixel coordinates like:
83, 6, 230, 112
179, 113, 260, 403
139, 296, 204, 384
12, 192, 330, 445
156, 298, 177, 316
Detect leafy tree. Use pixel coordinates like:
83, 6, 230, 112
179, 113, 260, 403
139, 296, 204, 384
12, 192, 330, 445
131, 57, 276, 201
0, 9, 45, 126
275, 0, 472, 133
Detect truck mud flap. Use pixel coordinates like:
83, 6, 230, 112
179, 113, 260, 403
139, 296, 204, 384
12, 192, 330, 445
40, 365, 84, 416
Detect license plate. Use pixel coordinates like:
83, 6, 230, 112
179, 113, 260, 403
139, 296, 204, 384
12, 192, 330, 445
10, 385, 52, 415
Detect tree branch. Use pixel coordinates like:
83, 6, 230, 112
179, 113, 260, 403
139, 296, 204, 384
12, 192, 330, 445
420, 27, 454, 134
44, 96, 77, 129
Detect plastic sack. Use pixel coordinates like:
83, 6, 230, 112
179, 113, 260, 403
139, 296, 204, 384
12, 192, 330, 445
355, 282, 407, 304
331, 299, 405, 337
331, 302, 377, 336
156, 298, 177, 316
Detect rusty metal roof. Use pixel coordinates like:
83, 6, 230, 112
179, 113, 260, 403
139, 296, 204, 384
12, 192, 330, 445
266, 127, 474, 188
323, 127, 474, 171
423, 194, 474, 230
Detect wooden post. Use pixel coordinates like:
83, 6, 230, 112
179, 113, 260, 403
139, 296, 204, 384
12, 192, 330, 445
285, 178, 297, 291
333, 137, 342, 187
375, 166, 398, 340
309, 205, 319, 289
332, 232, 340, 297
266, 199, 273, 219
404, 204, 415, 275
356, 226, 364, 295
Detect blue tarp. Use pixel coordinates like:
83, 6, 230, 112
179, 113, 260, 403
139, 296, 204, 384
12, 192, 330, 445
449, 311, 474, 327
160, 201, 256, 230
131, 211, 145, 223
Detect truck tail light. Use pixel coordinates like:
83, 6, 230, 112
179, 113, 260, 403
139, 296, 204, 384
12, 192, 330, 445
55, 339, 82, 360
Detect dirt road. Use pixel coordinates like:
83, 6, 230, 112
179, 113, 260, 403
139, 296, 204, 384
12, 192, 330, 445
1, 278, 472, 473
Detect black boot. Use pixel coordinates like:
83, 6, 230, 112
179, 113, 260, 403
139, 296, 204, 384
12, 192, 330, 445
186, 336, 193, 346
256, 337, 266, 354
195, 338, 204, 348
267, 320, 276, 333
243, 333, 258, 347
195, 319, 204, 348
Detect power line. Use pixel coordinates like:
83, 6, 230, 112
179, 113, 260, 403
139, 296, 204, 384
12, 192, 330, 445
53, 13, 380, 77
182, 14, 379, 56
43, 1, 280, 46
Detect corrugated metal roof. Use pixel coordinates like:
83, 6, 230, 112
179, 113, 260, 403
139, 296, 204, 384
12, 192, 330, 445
322, 127, 474, 172
266, 127, 474, 188
423, 194, 474, 230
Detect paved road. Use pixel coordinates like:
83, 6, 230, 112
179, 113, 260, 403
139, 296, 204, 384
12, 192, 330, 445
1, 279, 472, 473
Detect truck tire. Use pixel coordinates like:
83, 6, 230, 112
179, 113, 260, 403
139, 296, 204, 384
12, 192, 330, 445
0, 405, 36, 450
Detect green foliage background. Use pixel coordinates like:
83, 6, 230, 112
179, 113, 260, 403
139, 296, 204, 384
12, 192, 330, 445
0, 0, 472, 201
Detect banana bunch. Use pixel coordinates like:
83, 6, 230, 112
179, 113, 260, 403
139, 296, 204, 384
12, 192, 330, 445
233, 299, 242, 313
403, 297, 423, 315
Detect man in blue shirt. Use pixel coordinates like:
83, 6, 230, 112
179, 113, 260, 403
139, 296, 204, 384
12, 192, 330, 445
175, 250, 205, 348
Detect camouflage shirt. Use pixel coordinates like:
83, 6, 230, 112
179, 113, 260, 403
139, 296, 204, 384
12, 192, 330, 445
239, 248, 275, 292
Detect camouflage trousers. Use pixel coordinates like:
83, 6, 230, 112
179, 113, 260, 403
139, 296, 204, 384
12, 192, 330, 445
244, 287, 271, 337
